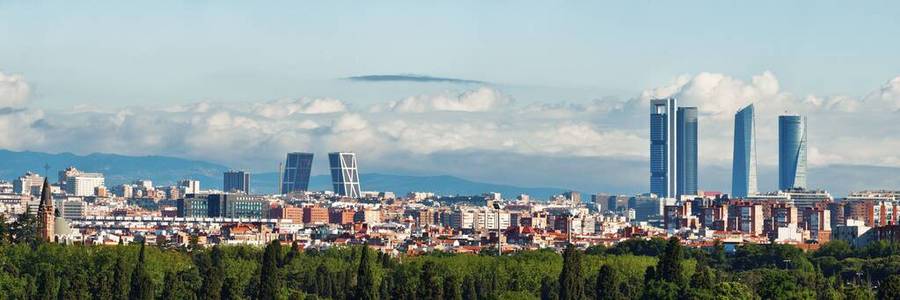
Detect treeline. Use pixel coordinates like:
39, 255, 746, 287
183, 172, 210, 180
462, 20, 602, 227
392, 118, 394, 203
1, 214, 900, 299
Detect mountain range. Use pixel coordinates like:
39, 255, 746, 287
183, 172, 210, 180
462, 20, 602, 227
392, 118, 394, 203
0, 150, 568, 198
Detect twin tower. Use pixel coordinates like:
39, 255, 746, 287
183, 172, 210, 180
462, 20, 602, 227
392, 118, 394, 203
281, 152, 361, 198
651, 98, 807, 199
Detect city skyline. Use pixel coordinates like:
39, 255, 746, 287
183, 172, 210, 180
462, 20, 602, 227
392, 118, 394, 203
1, 2, 899, 197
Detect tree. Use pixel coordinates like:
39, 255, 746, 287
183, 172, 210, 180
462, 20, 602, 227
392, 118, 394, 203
418, 261, 443, 300
558, 243, 585, 300
196, 246, 226, 300
711, 282, 758, 300
356, 245, 377, 300
380, 275, 393, 300
541, 276, 559, 300
656, 237, 683, 284
710, 239, 727, 269
10, 207, 38, 244
112, 256, 130, 300
879, 275, 900, 300
129, 241, 155, 300
258, 240, 282, 300
463, 275, 479, 300
443, 273, 462, 300
595, 265, 624, 300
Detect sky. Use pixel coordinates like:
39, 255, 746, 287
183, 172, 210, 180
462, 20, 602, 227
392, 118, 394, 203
1, 1, 899, 195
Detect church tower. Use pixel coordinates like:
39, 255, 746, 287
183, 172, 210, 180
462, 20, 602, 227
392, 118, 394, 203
37, 178, 55, 242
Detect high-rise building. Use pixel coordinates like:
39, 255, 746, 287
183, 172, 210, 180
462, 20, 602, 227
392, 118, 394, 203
65, 173, 104, 197
732, 104, 758, 198
281, 152, 314, 194
329, 152, 361, 198
677, 107, 699, 196
178, 179, 200, 194
13, 172, 44, 195
650, 98, 678, 198
223, 170, 250, 194
779, 115, 807, 190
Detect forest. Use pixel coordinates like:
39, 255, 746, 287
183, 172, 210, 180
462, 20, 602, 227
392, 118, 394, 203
1, 213, 900, 299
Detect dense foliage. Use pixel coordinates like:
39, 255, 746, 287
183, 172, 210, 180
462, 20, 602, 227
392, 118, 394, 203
1, 215, 899, 299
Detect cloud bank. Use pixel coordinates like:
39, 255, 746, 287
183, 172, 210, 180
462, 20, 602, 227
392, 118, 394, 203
1, 69, 899, 194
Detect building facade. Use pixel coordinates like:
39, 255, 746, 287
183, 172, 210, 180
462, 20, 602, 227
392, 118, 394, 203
650, 98, 678, 198
65, 173, 104, 197
677, 106, 698, 196
329, 152, 361, 198
281, 152, 314, 194
778, 115, 807, 190
223, 170, 250, 194
732, 104, 758, 198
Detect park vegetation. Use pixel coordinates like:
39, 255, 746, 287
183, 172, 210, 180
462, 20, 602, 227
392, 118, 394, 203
1, 214, 900, 299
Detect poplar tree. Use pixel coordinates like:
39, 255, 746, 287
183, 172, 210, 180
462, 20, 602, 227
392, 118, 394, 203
558, 243, 585, 300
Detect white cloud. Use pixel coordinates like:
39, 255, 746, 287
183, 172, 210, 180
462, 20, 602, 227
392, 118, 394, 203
372, 87, 512, 113
253, 98, 347, 118
0, 71, 31, 108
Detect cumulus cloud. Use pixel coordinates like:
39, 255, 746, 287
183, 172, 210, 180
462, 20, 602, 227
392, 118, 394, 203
372, 87, 512, 113
252, 98, 347, 118
1, 69, 900, 196
0, 71, 31, 108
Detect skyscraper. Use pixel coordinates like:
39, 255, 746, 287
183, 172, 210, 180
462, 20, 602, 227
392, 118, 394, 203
329, 152, 361, 198
281, 152, 314, 194
779, 115, 807, 190
224, 170, 250, 194
677, 107, 698, 196
650, 98, 678, 198
732, 104, 758, 198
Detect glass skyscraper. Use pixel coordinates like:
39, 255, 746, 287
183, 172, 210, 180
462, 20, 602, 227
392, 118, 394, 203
223, 170, 250, 194
281, 152, 314, 194
731, 104, 757, 198
677, 107, 698, 196
779, 115, 807, 190
329, 152, 361, 198
650, 98, 678, 198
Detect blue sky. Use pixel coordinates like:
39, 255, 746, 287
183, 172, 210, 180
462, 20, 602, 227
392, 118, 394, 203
1, 1, 900, 196
2, 1, 899, 108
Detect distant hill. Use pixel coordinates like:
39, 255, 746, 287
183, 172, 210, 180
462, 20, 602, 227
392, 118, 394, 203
0, 150, 569, 198
0, 150, 229, 187
253, 172, 568, 199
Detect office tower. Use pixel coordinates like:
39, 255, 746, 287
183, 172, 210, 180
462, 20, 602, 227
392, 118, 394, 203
178, 179, 200, 194
65, 172, 104, 197
13, 172, 44, 195
329, 152, 361, 198
281, 152, 314, 194
650, 98, 678, 198
731, 104, 758, 198
779, 115, 807, 190
677, 107, 699, 196
223, 170, 251, 194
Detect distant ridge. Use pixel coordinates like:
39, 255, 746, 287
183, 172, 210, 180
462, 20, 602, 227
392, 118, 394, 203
0, 150, 568, 198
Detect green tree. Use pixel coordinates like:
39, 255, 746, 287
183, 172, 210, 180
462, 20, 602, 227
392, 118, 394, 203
418, 261, 443, 300
712, 282, 758, 300
558, 243, 585, 300
656, 237, 683, 284
463, 275, 479, 300
356, 245, 377, 300
595, 265, 624, 300
129, 241, 155, 300
258, 240, 282, 300
443, 273, 462, 300
879, 275, 900, 300
112, 256, 130, 300
541, 276, 559, 300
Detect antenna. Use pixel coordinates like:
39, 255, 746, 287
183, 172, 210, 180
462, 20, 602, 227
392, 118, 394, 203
43, 163, 50, 178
